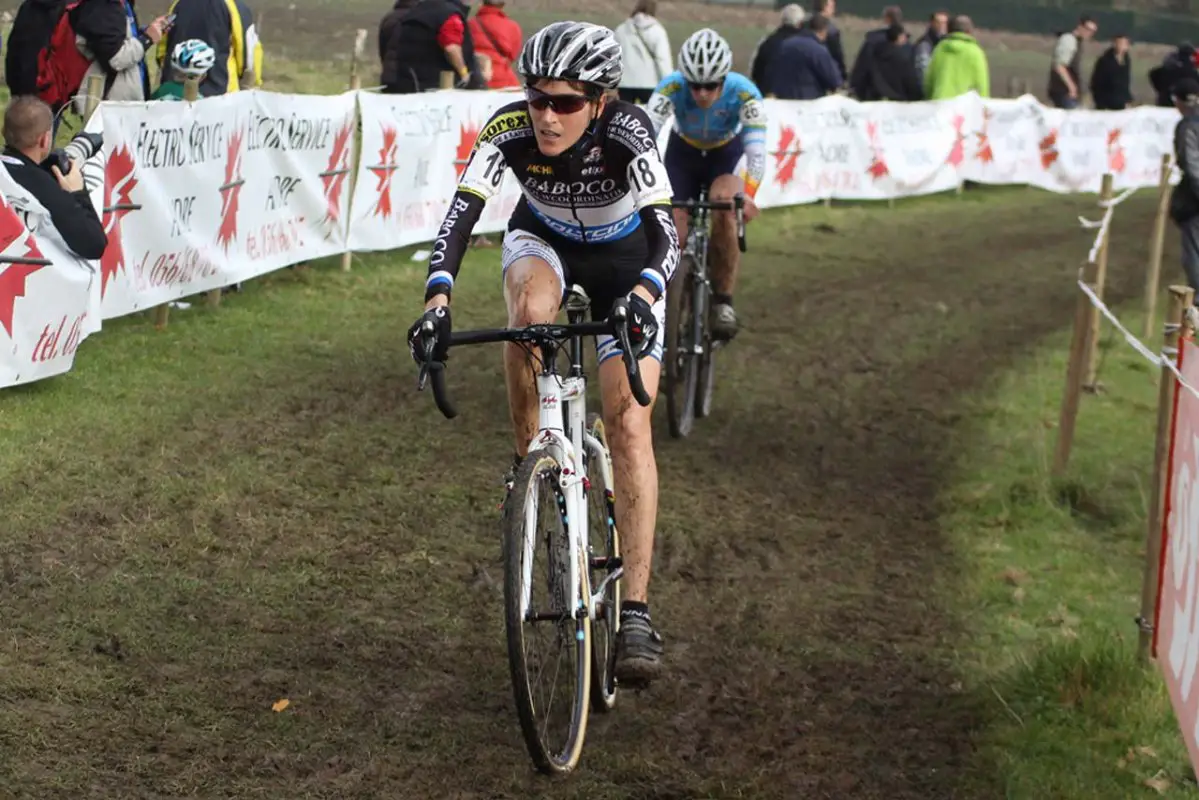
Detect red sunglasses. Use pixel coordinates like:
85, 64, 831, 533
526, 86, 595, 114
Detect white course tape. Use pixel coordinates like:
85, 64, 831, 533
1075, 278, 1199, 401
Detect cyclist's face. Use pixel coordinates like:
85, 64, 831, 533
528, 79, 602, 156
689, 79, 723, 109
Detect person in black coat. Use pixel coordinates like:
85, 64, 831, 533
854, 23, 922, 101
1151, 43, 1199, 108
749, 4, 805, 96
1089, 33, 1132, 110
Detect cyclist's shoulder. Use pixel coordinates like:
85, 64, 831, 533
653, 70, 687, 99
723, 72, 763, 102
476, 99, 534, 149
599, 100, 659, 158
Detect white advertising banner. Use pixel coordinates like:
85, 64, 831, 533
0, 167, 101, 388
82, 89, 358, 319
1, 87, 1186, 390
347, 89, 523, 252
755, 94, 977, 207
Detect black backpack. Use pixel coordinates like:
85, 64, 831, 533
4, 0, 79, 98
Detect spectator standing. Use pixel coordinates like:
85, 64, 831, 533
803, 0, 845, 86
1150, 44, 1199, 108
749, 4, 805, 97
469, 0, 521, 89
849, 4, 904, 98
1170, 77, 1199, 296
73, 0, 170, 114
855, 23, 921, 101
1048, 15, 1098, 109
380, 0, 485, 93
1, 96, 107, 260
156, 0, 263, 98
912, 9, 948, 84
771, 13, 841, 101
613, 0, 671, 104
923, 14, 989, 100
1089, 33, 1132, 110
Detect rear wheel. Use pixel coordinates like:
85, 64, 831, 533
585, 413, 620, 713
664, 254, 700, 438
502, 447, 592, 774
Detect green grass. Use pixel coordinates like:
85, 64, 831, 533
941, 301, 1199, 797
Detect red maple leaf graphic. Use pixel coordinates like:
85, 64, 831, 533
321, 116, 355, 226
455, 123, 480, 179
774, 125, 802, 187
975, 108, 994, 163
369, 124, 401, 219
99, 145, 140, 298
1039, 129, 1059, 169
947, 114, 966, 167
1107, 128, 1126, 173
217, 127, 245, 253
0, 197, 47, 337
867, 156, 889, 179
863, 120, 888, 179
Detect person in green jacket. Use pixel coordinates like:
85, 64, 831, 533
923, 14, 990, 99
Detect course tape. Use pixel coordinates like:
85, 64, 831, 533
1073, 165, 1199, 401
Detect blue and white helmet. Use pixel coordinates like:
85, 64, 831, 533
171, 39, 216, 77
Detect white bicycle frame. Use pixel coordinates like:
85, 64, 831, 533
517, 354, 621, 626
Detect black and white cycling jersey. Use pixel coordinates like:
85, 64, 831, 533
423, 98, 680, 302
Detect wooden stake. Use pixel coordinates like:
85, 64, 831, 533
83, 73, 105, 123
1144, 154, 1174, 340
1139, 284, 1194, 662
341, 28, 367, 273
1084, 173, 1115, 391
1053, 258, 1100, 477
440, 70, 455, 90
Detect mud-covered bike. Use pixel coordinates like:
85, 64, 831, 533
414, 285, 651, 774
663, 189, 747, 438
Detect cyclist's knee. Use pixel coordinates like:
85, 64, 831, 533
708, 173, 741, 203
605, 404, 653, 461
504, 259, 560, 326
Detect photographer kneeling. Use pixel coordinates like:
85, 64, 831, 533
1, 97, 107, 260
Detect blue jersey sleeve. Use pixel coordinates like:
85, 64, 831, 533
646, 71, 686, 134
727, 73, 767, 197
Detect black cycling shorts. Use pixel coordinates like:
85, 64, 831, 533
501, 212, 665, 364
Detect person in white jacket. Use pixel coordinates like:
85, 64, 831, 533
613, 0, 672, 103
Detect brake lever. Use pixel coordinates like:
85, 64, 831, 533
416, 320, 436, 392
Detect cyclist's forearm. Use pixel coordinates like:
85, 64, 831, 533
742, 130, 767, 198
425, 190, 485, 301
637, 203, 680, 301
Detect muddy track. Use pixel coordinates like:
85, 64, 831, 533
0, 190, 1164, 800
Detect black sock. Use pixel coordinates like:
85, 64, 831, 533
713, 293, 733, 307
621, 600, 650, 622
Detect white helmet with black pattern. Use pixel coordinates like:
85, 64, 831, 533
678, 28, 733, 84
518, 21, 623, 91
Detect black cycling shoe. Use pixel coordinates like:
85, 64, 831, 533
614, 612, 664, 688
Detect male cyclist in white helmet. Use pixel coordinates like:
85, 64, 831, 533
406, 20, 681, 687
646, 28, 766, 341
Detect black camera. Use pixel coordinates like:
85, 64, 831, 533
42, 131, 103, 176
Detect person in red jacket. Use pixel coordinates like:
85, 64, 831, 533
467, 0, 521, 89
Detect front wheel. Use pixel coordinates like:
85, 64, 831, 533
664, 254, 701, 438
585, 413, 621, 713
502, 447, 592, 774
